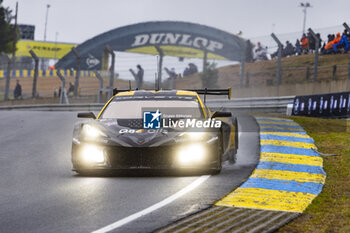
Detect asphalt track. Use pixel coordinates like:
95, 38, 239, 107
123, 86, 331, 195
0, 111, 259, 233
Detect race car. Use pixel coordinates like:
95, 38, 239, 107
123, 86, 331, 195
71, 88, 238, 175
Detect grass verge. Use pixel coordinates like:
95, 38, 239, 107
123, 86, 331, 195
278, 116, 350, 233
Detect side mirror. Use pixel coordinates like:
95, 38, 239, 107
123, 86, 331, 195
77, 112, 96, 119
211, 111, 232, 118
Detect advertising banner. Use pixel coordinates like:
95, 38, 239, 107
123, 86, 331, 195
292, 91, 350, 117
16, 40, 77, 59
56, 21, 248, 70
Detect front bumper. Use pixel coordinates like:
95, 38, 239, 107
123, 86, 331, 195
71, 142, 220, 171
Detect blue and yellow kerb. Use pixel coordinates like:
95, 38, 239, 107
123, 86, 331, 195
216, 116, 326, 213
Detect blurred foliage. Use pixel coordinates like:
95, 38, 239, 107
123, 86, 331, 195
0, 0, 16, 53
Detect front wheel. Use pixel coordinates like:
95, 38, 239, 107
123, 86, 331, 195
227, 148, 237, 164
211, 135, 223, 174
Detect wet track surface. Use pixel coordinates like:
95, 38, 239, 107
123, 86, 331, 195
0, 111, 259, 233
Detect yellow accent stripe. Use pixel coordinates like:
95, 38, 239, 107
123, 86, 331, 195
216, 187, 316, 212
126, 46, 227, 60
260, 132, 311, 138
257, 120, 299, 126
260, 139, 316, 149
251, 169, 326, 184
176, 90, 197, 96
96, 96, 115, 119
260, 152, 323, 166
260, 126, 304, 131
194, 93, 208, 119
228, 124, 236, 150
116, 91, 135, 96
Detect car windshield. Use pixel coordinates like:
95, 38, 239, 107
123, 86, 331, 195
100, 99, 203, 119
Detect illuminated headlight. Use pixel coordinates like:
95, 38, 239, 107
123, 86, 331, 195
178, 132, 208, 141
81, 145, 105, 163
176, 132, 218, 144
82, 124, 107, 138
177, 144, 205, 164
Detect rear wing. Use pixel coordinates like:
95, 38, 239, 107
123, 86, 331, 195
112, 88, 132, 96
187, 88, 231, 103
112, 80, 133, 95
112, 87, 232, 103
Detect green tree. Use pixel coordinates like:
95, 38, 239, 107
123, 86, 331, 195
0, 0, 15, 53
200, 62, 219, 88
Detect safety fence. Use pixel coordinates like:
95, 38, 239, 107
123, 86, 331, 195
244, 64, 349, 87
0, 66, 124, 102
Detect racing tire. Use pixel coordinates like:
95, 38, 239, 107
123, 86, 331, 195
227, 148, 237, 164
228, 116, 238, 164
210, 135, 223, 175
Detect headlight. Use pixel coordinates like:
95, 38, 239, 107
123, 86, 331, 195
178, 132, 208, 141
82, 124, 107, 138
177, 144, 205, 164
81, 145, 105, 163
176, 132, 218, 144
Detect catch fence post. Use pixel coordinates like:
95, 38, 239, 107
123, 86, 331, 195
348, 53, 350, 80
94, 70, 104, 103
29, 50, 39, 98
2, 53, 11, 101
164, 67, 175, 90
240, 52, 245, 88
231, 36, 246, 88
343, 22, 350, 32
155, 45, 164, 89
271, 33, 283, 85
245, 72, 250, 87
199, 43, 208, 72
344, 23, 350, 81
57, 70, 69, 104
105, 45, 115, 98
344, 23, 350, 90
308, 28, 320, 82
203, 49, 208, 72
71, 47, 81, 97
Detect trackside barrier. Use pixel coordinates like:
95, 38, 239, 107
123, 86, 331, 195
0, 69, 96, 79
292, 91, 350, 117
206, 96, 295, 114
0, 96, 295, 113
0, 103, 104, 112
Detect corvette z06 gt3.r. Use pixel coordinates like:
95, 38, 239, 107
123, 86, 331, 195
71, 89, 238, 175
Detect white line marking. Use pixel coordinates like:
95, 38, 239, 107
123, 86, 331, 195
92, 175, 211, 233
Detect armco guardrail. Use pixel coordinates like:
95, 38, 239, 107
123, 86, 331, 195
207, 96, 295, 114
0, 96, 295, 113
0, 103, 104, 112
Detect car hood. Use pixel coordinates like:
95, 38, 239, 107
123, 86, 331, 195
88, 119, 210, 147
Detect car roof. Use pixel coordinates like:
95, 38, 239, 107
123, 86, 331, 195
97, 89, 209, 119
